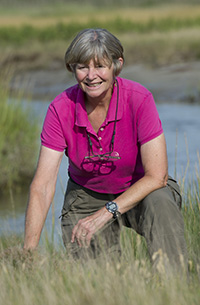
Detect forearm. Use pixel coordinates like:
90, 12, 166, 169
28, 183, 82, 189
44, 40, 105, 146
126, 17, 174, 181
115, 173, 168, 215
114, 134, 168, 215
71, 174, 168, 247
24, 184, 55, 250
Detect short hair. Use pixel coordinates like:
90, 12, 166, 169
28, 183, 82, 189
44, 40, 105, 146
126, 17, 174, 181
65, 28, 124, 76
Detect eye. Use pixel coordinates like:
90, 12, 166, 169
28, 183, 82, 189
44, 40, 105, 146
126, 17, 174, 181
96, 64, 105, 69
76, 64, 87, 70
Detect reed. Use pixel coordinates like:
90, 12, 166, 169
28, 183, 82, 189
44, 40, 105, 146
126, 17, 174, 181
0, 70, 39, 193
181, 153, 200, 271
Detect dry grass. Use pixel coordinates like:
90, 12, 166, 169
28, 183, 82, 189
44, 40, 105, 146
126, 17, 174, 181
0, 224, 199, 305
0, 4, 200, 28
120, 27, 200, 66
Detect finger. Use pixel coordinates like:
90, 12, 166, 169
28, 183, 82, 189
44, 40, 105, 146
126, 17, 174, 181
78, 231, 88, 248
71, 223, 79, 243
75, 232, 88, 248
75, 230, 84, 247
85, 231, 93, 247
71, 215, 98, 247
75, 218, 89, 236
72, 223, 88, 247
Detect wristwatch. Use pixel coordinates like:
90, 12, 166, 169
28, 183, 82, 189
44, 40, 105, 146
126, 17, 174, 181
105, 201, 121, 219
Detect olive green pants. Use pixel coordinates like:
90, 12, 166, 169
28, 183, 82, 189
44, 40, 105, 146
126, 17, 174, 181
61, 177, 187, 270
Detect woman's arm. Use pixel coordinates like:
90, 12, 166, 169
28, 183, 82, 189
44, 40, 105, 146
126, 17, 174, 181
24, 145, 63, 250
71, 133, 168, 247
114, 132, 168, 213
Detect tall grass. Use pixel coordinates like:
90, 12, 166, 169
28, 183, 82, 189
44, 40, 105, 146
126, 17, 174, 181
181, 158, 200, 271
0, 167, 200, 305
0, 70, 39, 193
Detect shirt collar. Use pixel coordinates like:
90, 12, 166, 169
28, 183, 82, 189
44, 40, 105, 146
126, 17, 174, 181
75, 87, 88, 128
75, 78, 123, 129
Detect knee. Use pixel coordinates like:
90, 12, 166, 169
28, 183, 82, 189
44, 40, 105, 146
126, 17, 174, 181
139, 187, 185, 233
142, 186, 179, 214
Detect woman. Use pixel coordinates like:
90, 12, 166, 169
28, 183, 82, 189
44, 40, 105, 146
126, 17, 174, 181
24, 28, 187, 271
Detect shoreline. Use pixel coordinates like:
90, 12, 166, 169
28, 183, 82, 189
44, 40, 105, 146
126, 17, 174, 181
10, 61, 200, 104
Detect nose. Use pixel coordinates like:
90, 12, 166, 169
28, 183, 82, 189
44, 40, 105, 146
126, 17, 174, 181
87, 67, 97, 80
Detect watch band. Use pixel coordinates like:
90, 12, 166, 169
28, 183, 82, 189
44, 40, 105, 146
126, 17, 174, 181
113, 210, 121, 219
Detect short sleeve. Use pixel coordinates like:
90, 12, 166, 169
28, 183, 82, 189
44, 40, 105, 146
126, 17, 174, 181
137, 93, 163, 145
40, 103, 67, 152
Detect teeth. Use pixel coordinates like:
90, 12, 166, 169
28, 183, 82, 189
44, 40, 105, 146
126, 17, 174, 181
87, 83, 102, 87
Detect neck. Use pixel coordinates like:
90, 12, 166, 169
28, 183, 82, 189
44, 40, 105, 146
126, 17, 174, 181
85, 85, 114, 112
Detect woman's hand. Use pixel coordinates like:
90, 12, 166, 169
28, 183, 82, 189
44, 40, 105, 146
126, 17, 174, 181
71, 133, 168, 248
71, 207, 112, 247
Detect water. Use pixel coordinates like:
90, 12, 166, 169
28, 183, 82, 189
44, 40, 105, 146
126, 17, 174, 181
157, 103, 200, 178
1, 101, 200, 246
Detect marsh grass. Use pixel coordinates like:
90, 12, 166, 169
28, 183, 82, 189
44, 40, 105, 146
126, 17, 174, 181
0, 226, 199, 304
0, 69, 39, 193
0, 168, 200, 305
1, 13, 200, 44
181, 155, 200, 272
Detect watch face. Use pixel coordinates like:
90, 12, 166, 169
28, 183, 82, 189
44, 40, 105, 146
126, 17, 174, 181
106, 201, 118, 213
109, 202, 117, 210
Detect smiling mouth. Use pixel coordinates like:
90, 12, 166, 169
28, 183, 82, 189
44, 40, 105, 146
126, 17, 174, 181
85, 82, 103, 87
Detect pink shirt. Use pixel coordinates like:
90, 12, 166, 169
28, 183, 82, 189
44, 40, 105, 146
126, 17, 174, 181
41, 77, 163, 194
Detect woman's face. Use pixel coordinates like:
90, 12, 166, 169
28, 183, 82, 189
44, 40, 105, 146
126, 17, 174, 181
74, 58, 122, 102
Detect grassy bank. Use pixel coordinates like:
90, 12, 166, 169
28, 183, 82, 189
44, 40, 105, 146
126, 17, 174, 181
0, 71, 39, 194
0, 2, 200, 70
0, 173, 200, 305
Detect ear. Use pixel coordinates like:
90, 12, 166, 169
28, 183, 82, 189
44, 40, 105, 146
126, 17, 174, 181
114, 57, 124, 76
118, 57, 124, 68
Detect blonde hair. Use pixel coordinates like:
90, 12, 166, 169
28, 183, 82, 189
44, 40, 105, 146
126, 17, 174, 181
65, 28, 124, 76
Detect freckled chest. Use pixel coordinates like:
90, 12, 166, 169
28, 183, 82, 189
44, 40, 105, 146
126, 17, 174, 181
87, 110, 108, 134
